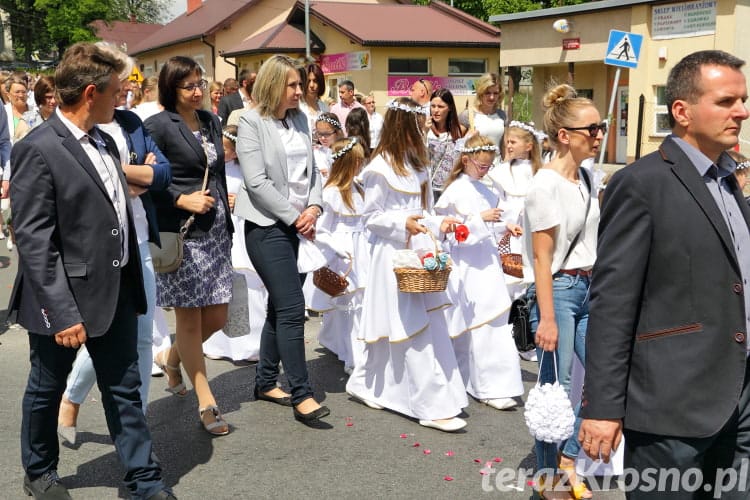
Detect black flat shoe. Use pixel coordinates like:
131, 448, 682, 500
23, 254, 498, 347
293, 405, 330, 423
253, 386, 292, 407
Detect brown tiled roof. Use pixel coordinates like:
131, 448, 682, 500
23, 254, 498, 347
91, 20, 162, 52
222, 23, 325, 57
129, 0, 258, 55
304, 1, 500, 47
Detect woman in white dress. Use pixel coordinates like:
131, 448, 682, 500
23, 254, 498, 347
306, 137, 369, 374
459, 73, 506, 158
202, 125, 266, 362
435, 135, 524, 411
345, 97, 468, 432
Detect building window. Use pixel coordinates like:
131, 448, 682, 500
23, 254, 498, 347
653, 85, 670, 136
448, 59, 486, 76
388, 58, 429, 75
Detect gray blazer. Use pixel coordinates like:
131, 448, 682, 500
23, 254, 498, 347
234, 108, 322, 226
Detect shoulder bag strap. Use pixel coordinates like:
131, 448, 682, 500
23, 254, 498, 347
561, 167, 592, 267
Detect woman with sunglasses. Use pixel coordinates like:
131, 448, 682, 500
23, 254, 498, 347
522, 83, 603, 499
145, 56, 233, 436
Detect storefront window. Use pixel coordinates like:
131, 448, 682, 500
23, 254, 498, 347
448, 59, 486, 76
388, 58, 429, 75
653, 85, 670, 136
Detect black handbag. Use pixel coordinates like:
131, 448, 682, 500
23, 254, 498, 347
509, 296, 535, 352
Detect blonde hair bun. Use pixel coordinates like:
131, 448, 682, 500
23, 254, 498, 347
542, 83, 577, 111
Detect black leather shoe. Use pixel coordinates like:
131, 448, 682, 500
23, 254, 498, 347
146, 489, 177, 500
23, 471, 72, 500
253, 386, 292, 407
293, 405, 330, 423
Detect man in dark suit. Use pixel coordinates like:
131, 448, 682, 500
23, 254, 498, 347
580, 50, 750, 497
217, 69, 255, 123
9, 42, 174, 500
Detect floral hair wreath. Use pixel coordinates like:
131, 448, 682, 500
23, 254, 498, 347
316, 115, 341, 130
457, 143, 499, 154
331, 136, 358, 161
508, 120, 546, 144
222, 129, 237, 143
386, 99, 429, 116
737, 160, 750, 171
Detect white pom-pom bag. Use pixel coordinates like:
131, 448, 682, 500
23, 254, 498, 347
524, 352, 576, 443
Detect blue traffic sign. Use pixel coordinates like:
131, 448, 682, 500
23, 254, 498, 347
604, 30, 643, 69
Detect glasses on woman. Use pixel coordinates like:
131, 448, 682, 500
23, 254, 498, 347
564, 122, 607, 137
468, 157, 493, 170
313, 130, 335, 139
178, 79, 208, 92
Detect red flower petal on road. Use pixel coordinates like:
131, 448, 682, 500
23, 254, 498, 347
443, 476, 454, 481
400, 433, 408, 438
527, 480, 536, 487
346, 422, 353, 427
423, 449, 431, 455
485, 461, 493, 469
444, 451, 455, 457
473, 458, 482, 463
413, 442, 421, 447
480, 470, 489, 476
493, 457, 502, 463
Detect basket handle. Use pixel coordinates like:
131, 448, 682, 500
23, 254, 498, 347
341, 252, 353, 279
405, 227, 441, 257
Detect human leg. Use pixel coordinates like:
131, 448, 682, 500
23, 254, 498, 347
136, 240, 156, 413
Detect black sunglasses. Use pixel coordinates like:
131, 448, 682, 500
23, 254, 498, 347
564, 122, 607, 137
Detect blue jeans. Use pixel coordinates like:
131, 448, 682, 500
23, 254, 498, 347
244, 222, 313, 405
527, 272, 589, 471
65, 241, 155, 413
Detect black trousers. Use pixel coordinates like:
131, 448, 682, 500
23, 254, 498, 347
624, 362, 750, 499
20, 267, 164, 499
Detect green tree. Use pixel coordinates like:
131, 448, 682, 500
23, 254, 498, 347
35, 0, 112, 55
111, 0, 170, 24
0, 0, 50, 62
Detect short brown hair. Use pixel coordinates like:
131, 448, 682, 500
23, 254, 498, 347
55, 42, 124, 106
33, 75, 55, 107
158, 56, 202, 112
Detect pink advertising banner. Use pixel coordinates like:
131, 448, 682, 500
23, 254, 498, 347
320, 51, 371, 74
387, 76, 477, 97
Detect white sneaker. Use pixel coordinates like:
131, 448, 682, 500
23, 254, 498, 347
418, 417, 467, 432
0, 231, 5, 240
6, 238, 12, 251
519, 349, 537, 362
481, 397, 517, 410
151, 362, 164, 377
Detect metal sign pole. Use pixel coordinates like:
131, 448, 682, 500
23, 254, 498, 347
598, 67, 621, 168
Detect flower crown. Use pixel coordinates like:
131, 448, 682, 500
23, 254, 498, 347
222, 129, 237, 143
386, 99, 429, 116
316, 115, 341, 129
508, 120, 546, 144
458, 144, 498, 154
737, 160, 750, 171
331, 137, 358, 161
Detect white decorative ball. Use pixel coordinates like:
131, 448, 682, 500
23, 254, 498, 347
553, 19, 570, 34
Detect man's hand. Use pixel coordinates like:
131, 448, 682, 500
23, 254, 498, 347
579, 418, 623, 463
54, 323, 87, 349
1, 180, 8, 199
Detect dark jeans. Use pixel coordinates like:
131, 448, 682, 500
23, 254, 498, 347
624, 362, 750, 499
20, 267, 164, 499
245, 221, 313, 405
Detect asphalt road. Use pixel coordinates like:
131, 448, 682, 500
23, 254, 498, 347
0, 238, 625, 500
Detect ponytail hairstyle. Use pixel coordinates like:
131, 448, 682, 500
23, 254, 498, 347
327, 137, 366, 212
541, 82, 594, 151
442, 134, 497, 190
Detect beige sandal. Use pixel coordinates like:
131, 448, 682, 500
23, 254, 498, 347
154, 349, 187, 397
199, 405, 229, 436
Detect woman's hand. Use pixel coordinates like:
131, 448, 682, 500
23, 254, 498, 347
507, 223, 523, 236
143, 152, 156, 165
481, 208, 502, 223
176, 189, 215, 214
128, 183, 147, 198
535, 317, 558, 352
406, 214, 427, 235
295, 206, 319, 240
440, 216, 463, 234
228, 193, 236, 213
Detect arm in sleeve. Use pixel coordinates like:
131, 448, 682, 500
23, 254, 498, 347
143, 128, 171, 191
361, 170, 411, 243
10, 142, 82, 331
580, 170, 652, 420
0, 104, 11, 178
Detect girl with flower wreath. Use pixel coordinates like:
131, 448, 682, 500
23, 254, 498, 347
345, 96, 468, 432
435, 135, 524, 411
305, 137, 370, 375
313, 112, 344, 180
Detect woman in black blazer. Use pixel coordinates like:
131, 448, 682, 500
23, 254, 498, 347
145, 56, 233, 436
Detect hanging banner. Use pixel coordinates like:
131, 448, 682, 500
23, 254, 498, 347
320, 51, 371, 74
652, 0, 716, 40
387, 76, 476, 97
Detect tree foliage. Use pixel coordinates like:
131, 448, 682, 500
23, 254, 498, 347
0, 0, 50, 62
110, 0, 170, 24
413, 0, 594, 18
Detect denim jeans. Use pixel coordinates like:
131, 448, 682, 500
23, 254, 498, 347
527, 272, 590, 471
65, 241, 155, 413
244, 222, 313, 405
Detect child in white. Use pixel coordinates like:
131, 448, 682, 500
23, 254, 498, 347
202, 125, 267, 362
306, 137, 369, 374
435, 135, 524, 410
312, 112, 344, 180
345, 97, 468, 432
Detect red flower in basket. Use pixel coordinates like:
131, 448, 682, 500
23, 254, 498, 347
454, 224, 469, 243
420, 252, 435, 264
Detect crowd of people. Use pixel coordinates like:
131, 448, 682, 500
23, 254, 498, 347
3, 43, 750, 500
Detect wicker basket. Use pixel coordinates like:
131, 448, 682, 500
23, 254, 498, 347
498, 232, 523, 279
313, 255, 353, 296
394, 230, 451, 293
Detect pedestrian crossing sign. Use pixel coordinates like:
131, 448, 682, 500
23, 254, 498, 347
604, 30, 643, 69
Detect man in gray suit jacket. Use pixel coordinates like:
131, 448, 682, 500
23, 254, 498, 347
580, 50, 750, 497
